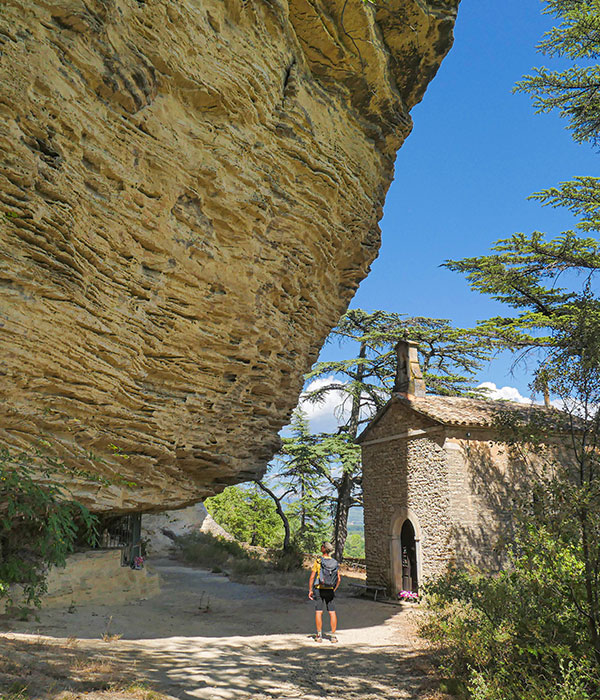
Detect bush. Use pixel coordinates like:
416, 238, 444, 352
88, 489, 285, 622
0, 448, 97, 611
343, 532, 365, 558
421, 566, 600, 700
174, 532, 250, 570
229, 558, 266, 582
176, 532, 274, 583
205, 486, 284, 547
173, 531, 312, 588
270, 543, 304, 572
467, 661, 595, 700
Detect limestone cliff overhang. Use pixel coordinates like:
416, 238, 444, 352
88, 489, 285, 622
0, 0, 462, 513
356, 393, 575, 446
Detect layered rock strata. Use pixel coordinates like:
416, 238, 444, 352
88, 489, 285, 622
0, 0, 460, 511
1, 550, 160, 612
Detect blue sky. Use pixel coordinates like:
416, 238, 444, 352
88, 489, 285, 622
313, 0, 598, 409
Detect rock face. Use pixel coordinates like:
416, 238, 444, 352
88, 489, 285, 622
142, 503, 232, 556
0, 0, 460, 512
1, 550, 160, 612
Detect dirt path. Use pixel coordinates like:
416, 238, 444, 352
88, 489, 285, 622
2, 560, 441, 700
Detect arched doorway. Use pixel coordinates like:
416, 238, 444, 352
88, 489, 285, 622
390, 509, 422, 595
400, 519, 418, 593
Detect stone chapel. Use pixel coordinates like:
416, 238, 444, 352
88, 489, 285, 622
357, 341, 571, 596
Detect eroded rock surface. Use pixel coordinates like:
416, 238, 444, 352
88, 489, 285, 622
142, 503, 232, 556
0, 0, 459, 511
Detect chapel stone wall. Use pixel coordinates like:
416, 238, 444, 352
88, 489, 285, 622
362, 429, 451, 592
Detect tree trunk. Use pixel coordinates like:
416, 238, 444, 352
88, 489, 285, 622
255, 480, 291, 550
300, 475, 306, 541
347, 341, 366, 438
332, 341, 365, 561
333, 470, 353, 561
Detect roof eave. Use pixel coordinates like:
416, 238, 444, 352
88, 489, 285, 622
355, 393, 444, 444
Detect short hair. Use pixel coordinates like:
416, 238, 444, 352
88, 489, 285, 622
321, 541, 334, 555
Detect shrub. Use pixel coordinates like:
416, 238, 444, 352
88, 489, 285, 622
205, 486, 284, 547
173, 531, 312, 588
229, 558, 266, 582
421, 566, 600, 700
270, 543, 304, 572
174, 532, 250, 570
343, 532, 365, 558
0, 448, 98, 611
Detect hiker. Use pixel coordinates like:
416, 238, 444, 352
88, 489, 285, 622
308, 541, 341, 643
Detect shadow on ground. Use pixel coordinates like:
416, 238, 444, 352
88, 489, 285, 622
2, 632, 437, 700
2, 561, 400, 641
1, 561, 440, 700
112, 633, 437, 700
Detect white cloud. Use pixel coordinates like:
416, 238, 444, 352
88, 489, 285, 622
297, 376, 351, 433
289, 378, 564, 437
293, 376, 382, 434
478, 381, 565, 410
477, 382, 534, 404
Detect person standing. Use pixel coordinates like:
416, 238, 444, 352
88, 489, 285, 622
308, 541, 341, 643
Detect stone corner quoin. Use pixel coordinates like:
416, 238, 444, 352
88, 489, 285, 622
0, 0, 460, 513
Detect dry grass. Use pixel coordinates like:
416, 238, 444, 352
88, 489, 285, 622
99, 616, 123, 643
0, 636, 173, 700
57, 683, 168, 699
421, 692, 454, 700
71, 657, 116, 675
174, 532, 368, 594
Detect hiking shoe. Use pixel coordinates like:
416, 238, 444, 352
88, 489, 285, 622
330, 635, 338, 643
315, 633, 322, 643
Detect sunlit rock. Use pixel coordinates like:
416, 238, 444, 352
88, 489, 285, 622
0, 0, 459, 511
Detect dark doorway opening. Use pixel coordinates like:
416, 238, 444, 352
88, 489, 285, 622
400, 519, 418, 593
95, 513, 142, 567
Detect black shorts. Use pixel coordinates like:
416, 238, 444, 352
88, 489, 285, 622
314, 588, 335, 612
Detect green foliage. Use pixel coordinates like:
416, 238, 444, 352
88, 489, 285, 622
228, 557, 266, 581
287, 509, 330, 553
443, 201, 600, 694
1, 682, 29, 700
277, 410, 332, 552
269, 541, 305, 572
441, 240, 600, 692
444, 231, 600, 352
272, 410, 363, 553
174, 531, 305, 585
422, 558, 600, 700
273, 412, 364, 560
447, 0, 600, 368
174, 531, 251, 571
0, 448, 98, 611
516, 0, 600, 147
343, 532, 365, 557
437, 3, 600, 692
205, 485, 284, 548
530, 176, 600, 233
444, 2, 600, 670
305, 310, 495, 419
302, 309, 493, 560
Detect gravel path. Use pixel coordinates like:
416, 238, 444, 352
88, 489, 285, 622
3, 560, 441, 699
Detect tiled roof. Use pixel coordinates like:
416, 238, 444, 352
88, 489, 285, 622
356, 392, 576, 444
397, 394, 569, 429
